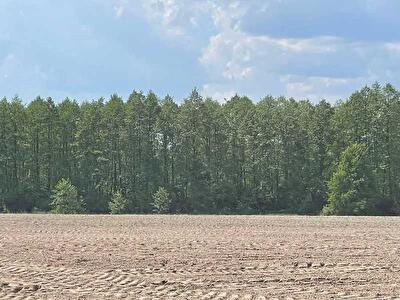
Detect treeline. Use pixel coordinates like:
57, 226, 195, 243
1, 83, 400, 215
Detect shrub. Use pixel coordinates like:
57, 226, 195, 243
152, 187, 171, 213
0, 196, 4, 213
50, 179, 86, 214
109, 190, 129, 214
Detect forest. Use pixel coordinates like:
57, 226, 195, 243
1, 83, 400, 215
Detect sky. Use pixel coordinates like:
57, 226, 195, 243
1, 0, 400, 103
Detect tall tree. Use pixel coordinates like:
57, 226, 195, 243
75, 99, 107, 212
323, 143, 380, 215
1, 84, 400, 215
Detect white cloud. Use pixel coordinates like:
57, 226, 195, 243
138, 0, 210, 38
198, 2, 351, 101
385, 42, 400, 52
195, 1, 400, 102
274, 37, 338, 53
144, 0, 184, 36
201, 83, 236, 103
223, 61, 252, 79
113, 5, 125, 18
61, 1, 400, 102
189, 17, 198, 27
281, 75, 366, 102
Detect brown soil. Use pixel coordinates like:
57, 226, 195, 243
0, 214, 399, 299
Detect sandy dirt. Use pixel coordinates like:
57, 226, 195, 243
0, 214, 400, 299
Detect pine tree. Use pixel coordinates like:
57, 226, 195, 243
50, 179, 86, 214
152, 187, 171, 214
109, 190, 129, 214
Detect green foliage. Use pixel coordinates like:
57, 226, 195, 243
50, 179, 86, 214
109, 191, 129, 214
0, 195, 4, 213
2, 84, 400, 215
152, 187, 171, 213
323, 143, 378, 215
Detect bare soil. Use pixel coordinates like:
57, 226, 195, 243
0, 214, 400, 299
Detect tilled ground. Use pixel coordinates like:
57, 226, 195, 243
0, 214, 400, 299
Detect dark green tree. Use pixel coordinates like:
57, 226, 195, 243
2, 84, 400, 215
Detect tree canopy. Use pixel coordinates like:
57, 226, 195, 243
1, 84, 400, 215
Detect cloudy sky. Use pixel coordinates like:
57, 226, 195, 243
1, 0, 400, 103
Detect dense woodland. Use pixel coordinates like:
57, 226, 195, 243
1, 83, 400, 215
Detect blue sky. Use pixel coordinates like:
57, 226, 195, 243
1, 0, 400, 103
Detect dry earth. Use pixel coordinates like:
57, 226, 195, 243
0, 214, 400, 299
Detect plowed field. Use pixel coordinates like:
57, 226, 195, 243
1, 215, 399, 299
